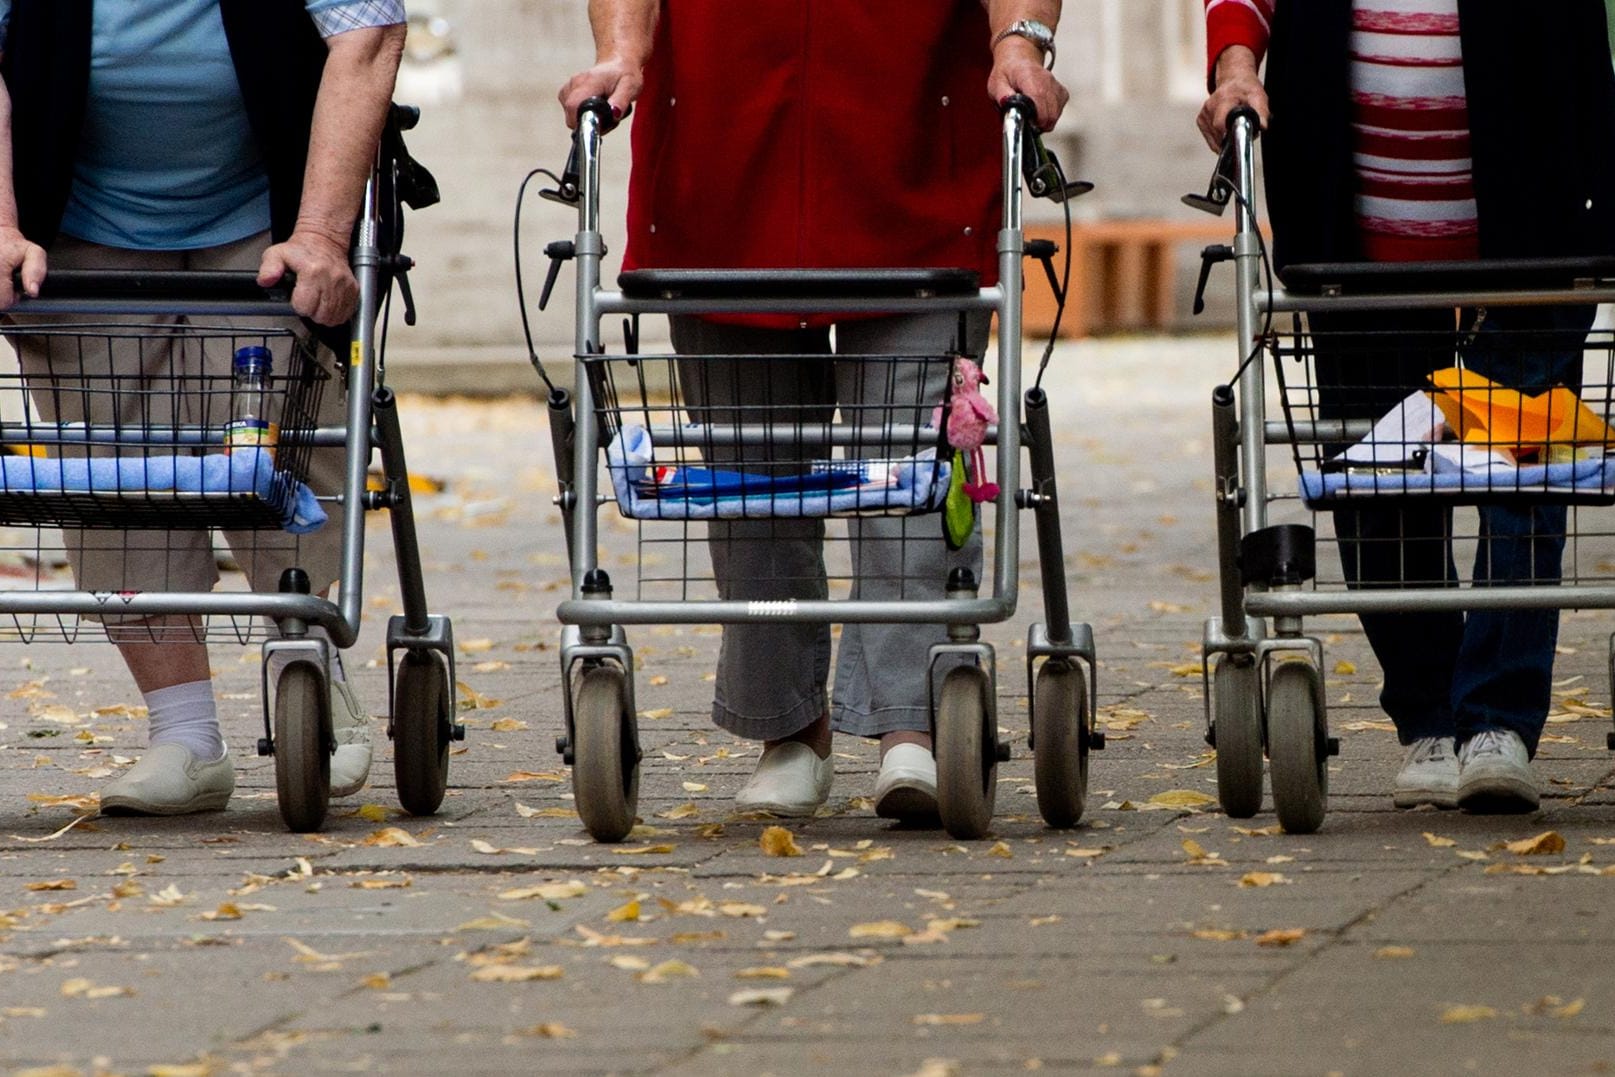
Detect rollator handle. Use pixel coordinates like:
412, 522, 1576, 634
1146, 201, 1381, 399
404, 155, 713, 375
1183, 107, 1261, 216
19, 269, 294, 304
542, 97, 623, 208
1001, 95, 1093, 204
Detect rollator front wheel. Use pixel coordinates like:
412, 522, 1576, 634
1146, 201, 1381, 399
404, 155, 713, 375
1031, 659, 1087, 829
393, 651, 453, 816
935, 665, 997, 840
1213, 657, 1264, 819
1267, 661, 1328, 834
572, 664, 640, 843
275, 661, 332, 833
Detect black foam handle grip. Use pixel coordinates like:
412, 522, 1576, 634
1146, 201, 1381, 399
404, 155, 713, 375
19, 269, 294, 303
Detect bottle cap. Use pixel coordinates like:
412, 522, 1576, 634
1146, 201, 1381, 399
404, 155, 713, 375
233, 345, 273, 376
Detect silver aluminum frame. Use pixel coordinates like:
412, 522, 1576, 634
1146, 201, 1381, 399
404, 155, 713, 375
554, 106, 1033, 630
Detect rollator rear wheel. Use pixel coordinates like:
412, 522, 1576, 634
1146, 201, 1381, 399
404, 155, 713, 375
1031, 659, 1087, 829
1213, 657, 1264, 819
275, 661, 331, 833
393, 651, 452, 816
1267, 661, 1327, 834
572, 664, 640, 843
936, 666, 997, 840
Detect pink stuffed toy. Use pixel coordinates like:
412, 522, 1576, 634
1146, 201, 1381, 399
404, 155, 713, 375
940, 356, 999, 503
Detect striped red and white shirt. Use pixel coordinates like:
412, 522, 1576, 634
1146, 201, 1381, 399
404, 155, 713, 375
1205, 0, 1481, 262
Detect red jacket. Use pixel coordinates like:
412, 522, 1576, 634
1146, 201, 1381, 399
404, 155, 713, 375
623, 1, 1003, 302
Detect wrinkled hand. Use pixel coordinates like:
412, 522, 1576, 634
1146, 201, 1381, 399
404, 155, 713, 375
0, 226, 47, 311
1198, 46, 1270, 152
987, 39, 1069, 131
258, 231, 357, 327
559, 58, 643, 129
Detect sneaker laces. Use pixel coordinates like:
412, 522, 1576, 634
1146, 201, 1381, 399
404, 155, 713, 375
1463, 730, 1508, 761
1406, 736, 1452, 765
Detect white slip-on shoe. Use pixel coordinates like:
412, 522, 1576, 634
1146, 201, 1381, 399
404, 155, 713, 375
1392, 736, 1459, 810
1457, 729, 1539, 814
735, 742, 833, 817
874, 742, 939, 821
100, 743, 234, 816
329, 679, 374, 798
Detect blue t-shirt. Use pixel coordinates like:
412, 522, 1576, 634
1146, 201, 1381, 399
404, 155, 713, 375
0, 0, 405, 251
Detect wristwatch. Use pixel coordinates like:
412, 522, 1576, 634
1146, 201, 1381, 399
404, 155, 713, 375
992, 19, 1056, 70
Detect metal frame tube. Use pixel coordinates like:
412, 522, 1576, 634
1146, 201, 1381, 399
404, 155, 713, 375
991, 106, 1027, 618
569, 111, 606, 598
559, 596, 1014, 627
1231, 116, 1267, 548
1247, 587, 1615, 617
1264, 286, 1615, 315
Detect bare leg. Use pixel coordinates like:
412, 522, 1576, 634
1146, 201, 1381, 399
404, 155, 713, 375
767, 711, 832, 759
880, 730, 932, 760
111, 615, 211, 694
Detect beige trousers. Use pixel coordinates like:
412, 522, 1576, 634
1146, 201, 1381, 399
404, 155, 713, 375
8, 232, 347, 607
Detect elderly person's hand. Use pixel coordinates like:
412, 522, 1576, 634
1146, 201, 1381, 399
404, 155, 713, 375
987, 36, 1069, 131
559, 58, 644, 129
257, 230, 359, 327
0, 226, 47, 311
1198, 45, 1270, 152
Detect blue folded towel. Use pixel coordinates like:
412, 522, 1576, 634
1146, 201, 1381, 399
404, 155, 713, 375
0, 447, 327, 533
1300, 457, 1615, 504
606, 424, 949, 519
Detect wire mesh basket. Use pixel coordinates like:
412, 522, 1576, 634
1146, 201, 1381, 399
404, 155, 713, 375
587, 352, 961, 521
1272, 314, 1615, 507
0, 323, 328, 531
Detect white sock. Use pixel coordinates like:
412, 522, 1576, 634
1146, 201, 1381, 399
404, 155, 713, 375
145, 680, 226, 762
265, 625, 345, 683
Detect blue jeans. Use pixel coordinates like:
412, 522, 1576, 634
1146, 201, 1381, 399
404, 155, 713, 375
1312, 304, 1596, 756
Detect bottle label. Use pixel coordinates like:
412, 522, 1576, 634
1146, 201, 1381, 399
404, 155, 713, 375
226, 419, 280, 451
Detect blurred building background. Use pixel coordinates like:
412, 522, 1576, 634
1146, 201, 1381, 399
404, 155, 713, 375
386, 0, 1237, 387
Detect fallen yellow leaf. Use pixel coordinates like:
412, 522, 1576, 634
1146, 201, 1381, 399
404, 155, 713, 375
734, 966, 791, 980
729, 987, 794, 1006
470, 964, 564, 983
612, 844, 674, 856
657, 803, 700, 820
637, 959, 699, 984
361, 827, 423, 849
1423, 833, 1457, 848
498, 881, 587, 901
25, 879, 75, 892
1440, 1004, 1497, 1024
1254, 928, 1306, 947
605, 900, 640, 923
1191, 929, 1247, 942
1375, 946, 1416, 959
1237, 872, 1289, 888
760, 826, 803, 858
1502, 831, 1565, 856
1146, 789, 1217, 811
849, 920, 912, 940
913, 1013, 986, 1026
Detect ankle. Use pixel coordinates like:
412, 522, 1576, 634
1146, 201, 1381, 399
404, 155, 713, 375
880, 730, 933, 760
766, 711, 831, 759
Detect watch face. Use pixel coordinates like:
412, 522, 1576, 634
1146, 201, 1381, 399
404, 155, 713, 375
1021, 19, 1054, 47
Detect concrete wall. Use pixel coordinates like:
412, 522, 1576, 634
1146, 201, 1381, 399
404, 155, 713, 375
385, 0, 1232, 373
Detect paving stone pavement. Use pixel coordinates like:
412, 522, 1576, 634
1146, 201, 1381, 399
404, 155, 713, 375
2, 336, 1615, 1077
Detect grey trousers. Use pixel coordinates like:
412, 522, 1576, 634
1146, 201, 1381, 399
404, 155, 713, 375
670, 311, 990, 741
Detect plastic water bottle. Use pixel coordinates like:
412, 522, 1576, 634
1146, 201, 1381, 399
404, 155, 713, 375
226, 345, 278, 454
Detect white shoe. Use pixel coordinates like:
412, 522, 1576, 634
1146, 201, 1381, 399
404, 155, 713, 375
1457, 729, 1539, 814
100, 743, 234, 816
1392, 736, 1459, 810
874, 742, 939, 821
329, 679, 373, 798
735, 742, 832, 817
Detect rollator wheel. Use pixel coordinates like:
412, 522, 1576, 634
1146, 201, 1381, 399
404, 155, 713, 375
393, 650, 452, 816
275, 660, 332, 833
1213, 657, 1264, 819
1267, 661, 1328, 834
1031, 659, 1087, 829
935, 665, 997, 840
572, 664, 640, 843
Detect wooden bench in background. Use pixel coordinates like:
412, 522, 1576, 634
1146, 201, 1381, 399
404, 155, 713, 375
1023, 218, 1235, 338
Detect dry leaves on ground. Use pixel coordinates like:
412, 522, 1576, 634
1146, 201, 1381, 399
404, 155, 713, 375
760, 826, 802, 857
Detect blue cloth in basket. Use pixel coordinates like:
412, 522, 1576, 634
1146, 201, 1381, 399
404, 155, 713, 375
606, 424, 950, 519
1300, 457, 1615, 504
0, 447, 327, 533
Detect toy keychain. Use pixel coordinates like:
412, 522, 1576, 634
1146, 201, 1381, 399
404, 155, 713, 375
938, 355, 998, 549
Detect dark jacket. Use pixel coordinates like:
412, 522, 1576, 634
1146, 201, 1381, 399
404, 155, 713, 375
1263, 0, 1615, 269
0, 0, 328, 246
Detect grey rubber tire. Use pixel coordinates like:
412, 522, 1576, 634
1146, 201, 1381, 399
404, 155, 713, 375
1213, 657, 1264, 819
1032, 659, 1087, 829
935, 666, 997, 840
393, 651, 452, 817
1267, 661, 1327, 834
572, 664, 640, 844
275, 660, 331, 834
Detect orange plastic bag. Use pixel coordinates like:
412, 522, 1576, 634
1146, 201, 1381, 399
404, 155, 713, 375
1427, 367, 1614, 452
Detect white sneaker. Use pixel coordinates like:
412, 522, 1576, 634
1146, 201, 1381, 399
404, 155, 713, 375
1457, 729, 1539, 814
735, 742, 832, 817
100, 743, 234, 816
874, 742, 939, 821
329, 679, 373, 798
1392, 736, 1459, 810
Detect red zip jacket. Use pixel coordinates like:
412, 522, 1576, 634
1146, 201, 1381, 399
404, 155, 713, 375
622, 1, 1003, 324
